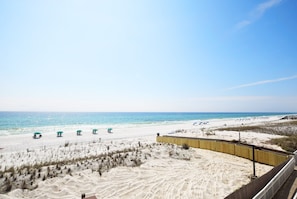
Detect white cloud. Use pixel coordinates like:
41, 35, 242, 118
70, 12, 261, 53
224, 75, 297, 91
235, 0, 282, 29
256, 0, 282, 15
236, 20, 252, 29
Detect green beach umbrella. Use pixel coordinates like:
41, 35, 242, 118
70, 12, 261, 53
33, 132, 42, 138
77, 130, 82, 135
57, 131, 63, 137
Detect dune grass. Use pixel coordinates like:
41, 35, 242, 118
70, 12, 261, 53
268, 135, 297, 153
216, 120, 297, 152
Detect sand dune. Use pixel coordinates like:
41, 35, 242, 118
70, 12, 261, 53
0, 115, 290, 198
1, 145, 272, 199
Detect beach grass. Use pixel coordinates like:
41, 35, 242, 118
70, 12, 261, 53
0, 143, 150, 193
216, 120, 297, 152
268, 135, 297, 152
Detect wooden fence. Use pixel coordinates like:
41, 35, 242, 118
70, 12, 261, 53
156, 135, 290, 167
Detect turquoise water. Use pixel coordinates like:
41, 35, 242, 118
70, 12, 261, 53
0, 112, 292, 136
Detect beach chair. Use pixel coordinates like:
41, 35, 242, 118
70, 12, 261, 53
33, 132, 42, 139
57, 131, 63, 137
107, 128, 113, 133
92, 129, 98, 134
77, 130, 82, 136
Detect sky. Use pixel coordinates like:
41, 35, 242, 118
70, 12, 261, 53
0, 0, 297, 112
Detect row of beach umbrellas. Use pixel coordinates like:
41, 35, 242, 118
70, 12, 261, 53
33, 128, 113, 139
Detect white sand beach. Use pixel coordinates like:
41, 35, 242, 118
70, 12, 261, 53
0, 115, 292, 198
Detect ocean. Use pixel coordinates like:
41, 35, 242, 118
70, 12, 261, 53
0, 112, 291, 136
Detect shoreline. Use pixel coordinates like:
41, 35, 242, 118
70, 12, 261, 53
0, 112, 291, 136
0, 115, 286, 153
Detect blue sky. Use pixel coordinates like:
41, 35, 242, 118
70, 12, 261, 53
0, 0, 297, 112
